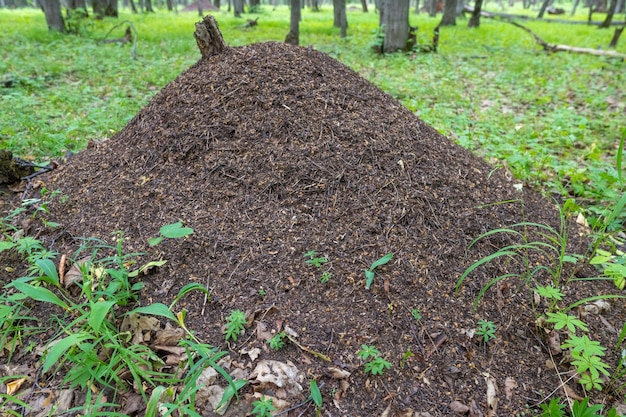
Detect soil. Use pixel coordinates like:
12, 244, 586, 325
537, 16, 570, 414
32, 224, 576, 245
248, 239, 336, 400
1, 41, 624, 416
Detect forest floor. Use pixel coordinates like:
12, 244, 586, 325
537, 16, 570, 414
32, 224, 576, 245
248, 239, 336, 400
0, 6, 625, 417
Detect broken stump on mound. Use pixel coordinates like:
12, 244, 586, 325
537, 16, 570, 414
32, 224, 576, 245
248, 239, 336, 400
194, 15, 226, 58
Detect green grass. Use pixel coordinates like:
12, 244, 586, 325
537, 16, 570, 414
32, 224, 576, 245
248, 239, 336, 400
0, 5, 624, 212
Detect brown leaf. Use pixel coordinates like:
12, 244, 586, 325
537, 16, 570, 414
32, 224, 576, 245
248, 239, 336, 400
484, 373, 498, 417
562, 383, 584, 401
548, 330, 561, 355
504, 377, 517, 401
249, 360, 303, 396
63, 256, 91, 288
255, 321, 273, 341
120, 393, 145, 415
327, 366, 351, 379
6, 377, 27, 395
153, 326, 185, 346
449, 400, 469, 414
469, 399, 484, 417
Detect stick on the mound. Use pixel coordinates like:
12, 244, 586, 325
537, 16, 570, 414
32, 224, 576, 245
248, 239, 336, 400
194, 15, 226, 58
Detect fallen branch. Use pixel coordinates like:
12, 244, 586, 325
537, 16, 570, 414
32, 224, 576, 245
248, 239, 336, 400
508, 20, 626, 59
100, 20, 138, 60
20, 161, 58, 200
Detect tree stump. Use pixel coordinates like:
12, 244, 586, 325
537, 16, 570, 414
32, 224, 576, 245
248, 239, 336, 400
194, 15, 226, 58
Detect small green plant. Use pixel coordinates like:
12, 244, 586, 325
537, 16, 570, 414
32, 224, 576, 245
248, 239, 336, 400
224, 310, 247, 341
310, 379, 323, 411
258, 288, 266, 297
357, 344, 391, 375
545, 312, 588, 333
411, 308, 422, 321
364, 357, 392, 375
561, 334, 610, 391
400, 348, 414, 368
570, 397, 604, 417
148, 221, 194, 246
475, 319, 497, 343
304, 250, 333, 284
364, 253, 393, 289
303, 250, 328, 267
457, 201, 581, 308
540, 397, 565, 417
251, 395, 276, 417
268, 332, 286, 350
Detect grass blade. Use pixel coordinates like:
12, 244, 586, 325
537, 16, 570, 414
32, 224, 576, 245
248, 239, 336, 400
43, 332, 93, 373
130, 303, 177, 323
12, 281, 69, 310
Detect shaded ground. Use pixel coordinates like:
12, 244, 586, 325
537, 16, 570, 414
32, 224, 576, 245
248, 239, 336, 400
1, 41, 624, 416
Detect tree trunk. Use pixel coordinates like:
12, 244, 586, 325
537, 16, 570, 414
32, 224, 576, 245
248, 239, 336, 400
609, 25, 625, 47
468, 0, 484, 27
426, 0, 438, 17
41, 0, 65, 31
233, 0, 244, 16
333, 0, 348, 36
310, 0, 319, 11
381, 0, 410, 53
377, 0, 385, 24
439, 0, 457, 25
214, 0, 220, 8
145, 0, 154, 12
93, 0, 118, 17
599, 0, 618, 27
537, 0, 552, 17
414, 0, 420, 13
197, 0, 202, 16
129, 0, 138, 13
166, 0, 173, 11
285, 0, 300, 45
361, 0, 368, 12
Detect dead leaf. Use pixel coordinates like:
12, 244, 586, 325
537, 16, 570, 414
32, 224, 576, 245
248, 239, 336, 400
58, 254, 67, 284
242, 347, 261, 362
484, 372, 498, 417
395, 408, 415, 417
56, 389, 74, 413
548, 330, 561, 355
249, 360, 303, 396
504, 377, 517, 401
196, 385, 225, 414
449, 400, 469, 414
120, 313, 161, 345
380, 403, 392, 417
563, 383, 584, 401
197, 366, 218, 387
6, 377, 27, 395
469, 400, 483, 417
255, 321, 273, 341
63, 256, 91, 288
153, 326, 185, 346
327, 366, 351, 379
120, 393, 145, 415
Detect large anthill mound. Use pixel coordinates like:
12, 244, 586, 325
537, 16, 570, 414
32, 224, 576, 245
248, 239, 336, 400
15, 41, 623, 415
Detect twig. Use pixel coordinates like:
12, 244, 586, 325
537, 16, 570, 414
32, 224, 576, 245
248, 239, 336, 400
21, 162, 57, 200
285, 334, 331, 362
